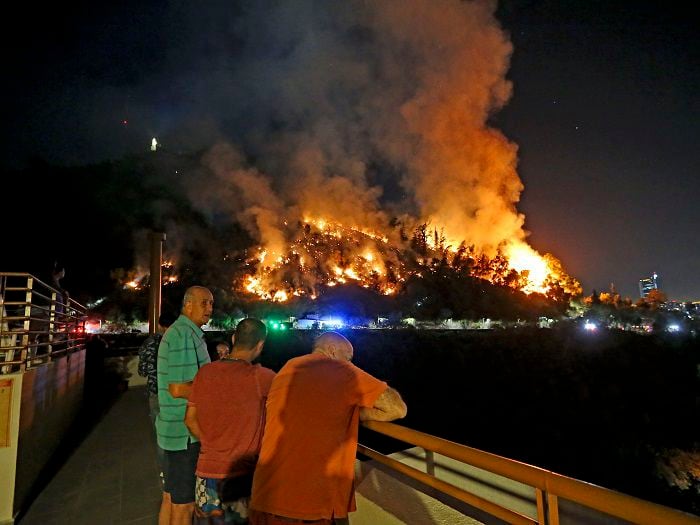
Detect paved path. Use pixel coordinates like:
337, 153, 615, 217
17, 384, 676, 525
19, 386, 161, 524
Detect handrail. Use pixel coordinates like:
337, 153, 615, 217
359, 420, 699, 525
1, 272, 87, 374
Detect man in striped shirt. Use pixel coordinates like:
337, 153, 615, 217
157, 286, 213, 525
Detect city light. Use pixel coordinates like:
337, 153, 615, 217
584, 321, 597, 331
268, 321, 289, 331
85, 320, 102, 333
323, 318, 345, 329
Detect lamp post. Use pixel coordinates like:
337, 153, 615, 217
148, 232, 167, 335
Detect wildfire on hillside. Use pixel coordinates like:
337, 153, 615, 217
169, 1, 583, 305
239, 217, 581, 303
121, 260, 179, 291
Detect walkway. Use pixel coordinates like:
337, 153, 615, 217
15, 382, 676, 525
19, 386, 161, 524
14, 381, 481, 525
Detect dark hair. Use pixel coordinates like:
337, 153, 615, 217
233, 318, 267, 350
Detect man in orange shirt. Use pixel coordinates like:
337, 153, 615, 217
249, 332, 407, 525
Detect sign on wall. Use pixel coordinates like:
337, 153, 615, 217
0, 379, 12, 447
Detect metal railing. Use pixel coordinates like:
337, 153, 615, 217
359, 421, 698, 525
1, 272, 87, 374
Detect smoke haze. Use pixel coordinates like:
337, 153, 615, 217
188, 0, 524, 258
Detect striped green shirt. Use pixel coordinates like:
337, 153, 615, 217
156, 314, 211, 451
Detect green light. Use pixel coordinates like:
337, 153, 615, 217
280, 324, 286, 330
272, 322, 279, 329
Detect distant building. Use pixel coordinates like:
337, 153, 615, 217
638, 272, 661, 298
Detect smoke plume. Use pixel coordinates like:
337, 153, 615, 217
194, 0, 525, 257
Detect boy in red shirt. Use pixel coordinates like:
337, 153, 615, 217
186, 318, 275, 524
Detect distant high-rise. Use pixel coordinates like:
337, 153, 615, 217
639, 272, 661, 298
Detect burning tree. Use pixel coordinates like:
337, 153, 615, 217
239, 218, 581, 306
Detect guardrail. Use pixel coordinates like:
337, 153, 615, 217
0, 272, 87, 374
359, 421, 698, 525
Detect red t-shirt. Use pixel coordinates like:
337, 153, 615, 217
250, 353, 387, 520
188, 359, 276, 478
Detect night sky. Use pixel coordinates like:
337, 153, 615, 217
3, 1, 698, 301
496, 1, 699, 301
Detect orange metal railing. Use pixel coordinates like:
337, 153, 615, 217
1, 272, 87, 373
359, 420, 698, 525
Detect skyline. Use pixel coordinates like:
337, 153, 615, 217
2, 1, 698, 300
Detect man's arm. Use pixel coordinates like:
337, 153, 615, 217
168, 381, 193, 399
360, 386, 407, 422
164, 326, 199, 399
184, 405, 201, 440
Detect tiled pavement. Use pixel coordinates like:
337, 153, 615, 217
19, 386, 162, 524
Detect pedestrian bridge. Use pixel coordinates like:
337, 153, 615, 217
1, 273, 698, 524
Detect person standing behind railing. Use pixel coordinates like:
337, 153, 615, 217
50, 262, 71, 352
26, 262, 70, 360
50, 262, 69, 316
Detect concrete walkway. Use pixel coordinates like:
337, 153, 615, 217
14, 383, 658, 525
16, 383, 479, 525
19, 386, 161, 524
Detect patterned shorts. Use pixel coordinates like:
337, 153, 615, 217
195, 476, 249, 524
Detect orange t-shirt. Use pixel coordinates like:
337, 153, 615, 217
250, 353, 387, 520
188, 359, 276, 478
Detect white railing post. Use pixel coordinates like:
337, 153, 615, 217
20, 276, 33, 371
48, 290, 57, 359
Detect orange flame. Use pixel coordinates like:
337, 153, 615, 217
239, 217, 580, 303
503, 242, 550, 294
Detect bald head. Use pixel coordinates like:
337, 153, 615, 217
181, 286, 213, 327
312, 332, 353, 362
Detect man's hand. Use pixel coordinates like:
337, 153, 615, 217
360, 387, 407, 422
184, 405, 201, 440
169, 381, 193, 399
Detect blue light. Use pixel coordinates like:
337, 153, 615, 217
583, 321, 597, 331
323, 318, 345, 329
